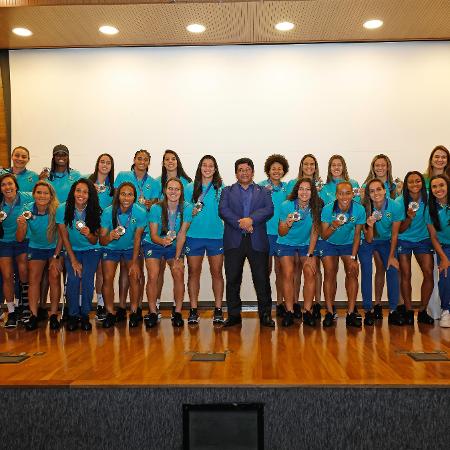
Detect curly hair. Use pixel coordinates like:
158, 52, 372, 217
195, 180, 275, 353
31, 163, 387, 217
287, 177, 323, 232
32, 180, 59, 243
263, 154, 289, 178
0, 173, 20, 239
401, 171, 428, 217
160, 150, 192, 196
297, 153, 319, 180
428, 174, 450, 232
88, 153, 115, 198
326, 155, 350, 183
111, 182, 137, 229
64, 178, 101, 233
158, 177, 185, 236
363, 154, 396, 199
192, 155, 223, 203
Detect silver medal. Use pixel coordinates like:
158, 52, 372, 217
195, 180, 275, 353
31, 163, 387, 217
75, 220, 86, 231
291, 211, 301, 222
97, 183, 107, 193
372, 210, 383, 221
22, 211, 33, 220
115, 226, 126, 236
138, 196, 146, 205
166, 230, 177, 240
0, 210, 7, 222
409, 201, 420, 212
315, 178, 324, 190
194, 201, 204, 212
42, 167, 51, 174
336, 213, 348, 225
353, 187, 360, 196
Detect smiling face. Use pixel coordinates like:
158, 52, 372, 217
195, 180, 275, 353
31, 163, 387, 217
164, 152, 178, 172
53, 151, 69, 170
336, 182, 353, 210
165, 179, 182, 203
406, 173, 423, 195
297, 181, 312, 205
119, 185, 135, 210
12, 147, 30, 170
368, 180, 386, 204
301, 157, 316, 178
431, 149, 448, 172
74, 182, 89, 209
269, 162, 284, 183
97, 155, 112, 176
373, 158, 388, 178
33, 184, 52, 208
200, 158, 216, 180
134, 151, 150, 172
236, 163, 254, 186
430, 177, 448, 203
0, 176, 18, 201
330, 158, 343, 179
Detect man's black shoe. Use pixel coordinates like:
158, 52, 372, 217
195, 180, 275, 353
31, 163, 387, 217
223, 315, 242, 327
260, 312, 275, 328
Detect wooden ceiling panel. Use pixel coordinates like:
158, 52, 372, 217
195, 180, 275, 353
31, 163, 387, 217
0, 1, 449, 49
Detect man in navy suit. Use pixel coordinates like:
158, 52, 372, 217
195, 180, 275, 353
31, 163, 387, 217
219, 158, 275, 327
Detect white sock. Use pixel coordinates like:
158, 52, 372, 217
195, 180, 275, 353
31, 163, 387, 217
7, 302, 15, 313
97, 293, 104, 306
156, 299, 161, 309
79, 294, 82, 306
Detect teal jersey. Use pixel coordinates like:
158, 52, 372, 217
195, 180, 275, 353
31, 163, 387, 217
56, 202, 97, 251
97, 187, 114, 210
48, 170, 81, 203
0, 192, 33, 242
258, 180, 288, 236
0, 168, 39, 192
155, 175, 190, 200
185, 182, 224, 239
21, 202, 57, 249
285, 178, 298, 197
100, 204, 147, 251
114, 170, 158, 201
426, 204, 450, 245
371, 197, 403, 241
319, 178, 360, 205
397, 196, 430, 241
277, 199, 315, 247
144, 201, 193, 246
321, 200, 366, 245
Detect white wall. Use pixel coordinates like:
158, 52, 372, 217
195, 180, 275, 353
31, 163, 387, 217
9, 42, 450, 303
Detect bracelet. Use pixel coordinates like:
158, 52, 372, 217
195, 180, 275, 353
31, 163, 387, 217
306, 253, 314, 258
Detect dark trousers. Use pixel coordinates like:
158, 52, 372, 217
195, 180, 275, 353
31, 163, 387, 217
224, 235, 272, 317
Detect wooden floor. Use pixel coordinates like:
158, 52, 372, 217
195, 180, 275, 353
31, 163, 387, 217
1, 310, 450, 387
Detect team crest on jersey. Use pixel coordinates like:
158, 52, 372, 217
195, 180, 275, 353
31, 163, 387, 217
27, 176, 33, 183
185, 247, 190, 254
145, 184, 151, 189
131, 218, 136, 224
146, 249, 152, 257
349, 216, 355, 223
385, 212, 392, 219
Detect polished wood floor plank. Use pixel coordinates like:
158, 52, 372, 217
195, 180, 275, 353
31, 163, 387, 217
1, 311, 450, 387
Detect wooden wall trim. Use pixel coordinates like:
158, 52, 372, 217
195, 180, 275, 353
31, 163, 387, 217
0, 50, 11, 168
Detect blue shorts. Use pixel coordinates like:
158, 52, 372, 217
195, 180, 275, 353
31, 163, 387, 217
102, 248, 134, 262
316, 240, 353, 258
27, 247, 56, 261
276, 243, 312, 257
142, 242, 177, 260
185, 237, 224, 257
267, 234, 278, 257
0, 240, 29, 258
397, 239, 434, 256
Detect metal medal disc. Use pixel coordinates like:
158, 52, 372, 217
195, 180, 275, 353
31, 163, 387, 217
0, 210, 7, 222
291, 211, 301, 222
409, 201, 420, 212
75, 220, 86, 231
315, 178, 324, 189
116, 226, 126, 236
337, 213, 347, 224
353, 187, 360, 196
42, 167, 51, 174
138, 196, 146, 205
194, 201, 204, 211
372, 210, 383, 221
97, 183, 107, 193
22, 211, 33, 220
265, 184, 273, 191
167, 230, 177, 240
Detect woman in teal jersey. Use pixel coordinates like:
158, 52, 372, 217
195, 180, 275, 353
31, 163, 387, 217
277, 177, 321, 327
423, 145, 450, 189
39, 144, 81, 203
360, 154, 401, 318
184, 155, 225, 325
426, 175, 450, 327
397, 171, 434, 325
258, 154, 289, 320
143, 177, 193, 329
88, 153, 115, 320
57, 179, 102, 331
320, 154, 360, 206
320, 181, 366, 328
0, 174, 33, 327
99, 182, 146, 328
16, 181, 62, 331
0, 146, 39, 192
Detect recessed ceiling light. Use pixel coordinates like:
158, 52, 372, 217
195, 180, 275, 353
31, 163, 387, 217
363, 19, 383, 30
186, 24, 206, 33
275, 22, 295, 32
99, 25, 119, 35
12, 27, 33, 37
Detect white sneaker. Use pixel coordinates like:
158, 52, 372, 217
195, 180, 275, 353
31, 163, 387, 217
439, 310, 450, 328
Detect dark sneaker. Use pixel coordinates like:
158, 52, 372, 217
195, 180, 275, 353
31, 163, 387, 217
188, 308, 199, 325
37, 307, 49, 321
171, 305, 176, 320
293, 303, 302, 320
49, 314, 61, 330
115, 307, 127, 323
281, 311, 294, 327
332, 305, 338, 320
373, 304, 383, 320
303, 310, 316, 327
312, 303, 322, 321
213, 307, 225, 324
136, 306, 143, 322
388, 310, 404, 326
323, 312, 334, 328
80, 316, 92, 331
145, 312, 159, 329
172, 312, 184, 328
66, 316, 79, 331
129, 312, 140, 328
25, 314, 38, 331
417, 309, 434, 325
19, 308, 32, 322
103, 313, 116, 329
404, 309, 414, 325
95, 305, 107, 321
364, 311, 375, 326
276, 303, 286, 318
61, 306, 70, 322
5, 312, 18, 328
346, 311, 362, 328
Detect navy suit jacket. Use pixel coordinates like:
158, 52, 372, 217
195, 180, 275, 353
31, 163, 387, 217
219, 182, 274, 252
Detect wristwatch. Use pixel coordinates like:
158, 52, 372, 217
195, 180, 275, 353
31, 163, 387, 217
306, 253, 314, 257
350, 255, 357, 261
52, 253, 60, 259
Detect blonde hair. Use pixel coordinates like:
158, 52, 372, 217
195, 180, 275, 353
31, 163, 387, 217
32, 181, 59, 243
326, 155, 350, 183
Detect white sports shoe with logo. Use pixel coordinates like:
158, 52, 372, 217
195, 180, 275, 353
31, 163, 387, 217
439, 310, 450, 328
